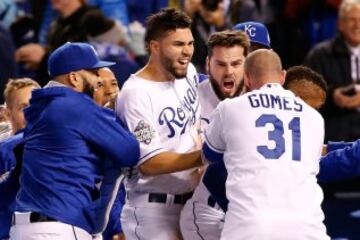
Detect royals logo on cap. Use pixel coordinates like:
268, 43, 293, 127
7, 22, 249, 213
233, 21, 271, 49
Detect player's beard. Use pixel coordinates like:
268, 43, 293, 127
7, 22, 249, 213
82, 77, 95, 99
209, 72, 243, 101
159, 50, 189, 79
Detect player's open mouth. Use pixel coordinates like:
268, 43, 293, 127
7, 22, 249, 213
223, 81, 234, 90
178, 59, 189, 66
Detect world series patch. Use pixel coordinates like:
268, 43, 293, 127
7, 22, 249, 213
134, 120, 155, 144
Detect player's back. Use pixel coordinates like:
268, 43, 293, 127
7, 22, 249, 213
218, 83, 328, 239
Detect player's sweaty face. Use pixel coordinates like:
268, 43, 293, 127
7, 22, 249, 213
339, 4, 360, 46
208, 46, 245, 100
158, 28, 194, 79
78, 69, 102, 101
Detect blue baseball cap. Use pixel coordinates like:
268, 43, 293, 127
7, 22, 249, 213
233, 21, 271, 48
48, 42, 115, 78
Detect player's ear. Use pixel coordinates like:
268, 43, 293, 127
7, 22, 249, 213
68, 71, 83, 90
206, 56, 210, 74
244, 72, 251, 90
279, 70, 286, 85
3, 107, 10, 120
149, 40, 160, 55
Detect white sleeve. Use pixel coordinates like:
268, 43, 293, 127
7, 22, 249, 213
116, 87, 165, 165
204, 104, 226, 153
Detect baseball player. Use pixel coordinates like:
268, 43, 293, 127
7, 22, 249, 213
116, 8, 202, 240
284, 65, 327, 110
180, 22, 271, 240
204, 49, 329, 240
10, 42, 140, 240
0, 78, 40, 240
180, 30, 250, 240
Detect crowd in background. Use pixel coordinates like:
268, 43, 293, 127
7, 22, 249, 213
0, 0, 342, 101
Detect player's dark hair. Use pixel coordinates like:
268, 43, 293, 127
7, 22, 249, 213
284, 65, 327, 92
201, 0, 222, 11
207, 30, 250, 57
145, 8, 192, 50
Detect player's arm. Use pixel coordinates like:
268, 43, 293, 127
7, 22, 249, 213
318, 139, 360, 183
138, 150, 202, 176
202, 105, 226, 164
203, 161, 229, 212
84, 106, 140, 168
321, 141, 354, 156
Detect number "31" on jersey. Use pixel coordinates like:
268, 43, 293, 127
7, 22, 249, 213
256, 114, 300, 161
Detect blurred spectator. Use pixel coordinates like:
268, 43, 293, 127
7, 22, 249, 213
127, 0, 168, 25
0, 0, 18, 29
229, 0, 260, 25
183, 0, 201, 17
27, 0, 130, 44
89, 0, 130, 26
190, 0, 260, 72
0, 25, 17, 104
304, 0, 360, 142
92, 42, 140, 87
191, 0, 231, 73
14, 0, 128, 86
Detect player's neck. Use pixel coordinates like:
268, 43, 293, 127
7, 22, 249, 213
136, 58, 174, 82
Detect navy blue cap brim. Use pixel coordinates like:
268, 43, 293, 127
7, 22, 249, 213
251, 40, 271, 49
88, 60, 116, 70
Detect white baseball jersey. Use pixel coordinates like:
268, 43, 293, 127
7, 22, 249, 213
198, 79, 220, 127
180, 79, 225, 240
116, 63, 201, 194
204, 83, 329, 240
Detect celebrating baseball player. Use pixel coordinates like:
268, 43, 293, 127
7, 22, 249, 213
203, 49, 329, 240
116, 8, 202, 240
180, 29, 250, 240
180, 21, 272, 240
9, 42, 140, 240
0, 78, 40, 239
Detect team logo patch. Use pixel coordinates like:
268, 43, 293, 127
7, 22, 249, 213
134, 120, 155, 144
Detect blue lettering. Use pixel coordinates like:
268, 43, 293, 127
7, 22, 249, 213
260, 94, 270, 108
159, 107, 184, 138
270, 95, 282, 109
294, 100, 303, 112
177, 107, 186, 121
158, 80, 199, 138
248, 94, 260, 108
283, 97, 292, 111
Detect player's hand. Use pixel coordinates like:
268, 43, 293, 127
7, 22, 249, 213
122, 167, 138, 178
15, 43, 46, 70
322, 145, 327, 156
333, 86, 360, 109
113, 233, 125, 240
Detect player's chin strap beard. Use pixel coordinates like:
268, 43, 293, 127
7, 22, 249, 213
209, 76, 242, 101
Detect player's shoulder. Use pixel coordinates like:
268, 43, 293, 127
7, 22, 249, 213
198, 76, 210, 92
183, 63, 201, 86
119, 74, 152, 98
187, 62, 198, 77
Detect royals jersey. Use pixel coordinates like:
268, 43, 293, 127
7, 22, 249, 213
203, 83, 329, 240
198, 78, 219, 127
116, 63, 201, 194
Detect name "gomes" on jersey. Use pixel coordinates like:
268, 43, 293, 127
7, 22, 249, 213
248, 93, 303, 112
158, 81, 199, 138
